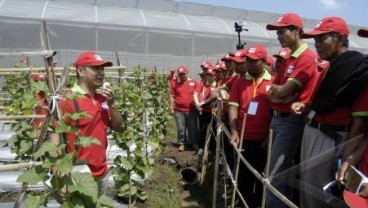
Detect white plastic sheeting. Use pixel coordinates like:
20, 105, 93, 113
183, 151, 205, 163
0, 0, 366, 75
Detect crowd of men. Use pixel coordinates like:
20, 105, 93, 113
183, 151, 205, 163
169, 13, 368, 208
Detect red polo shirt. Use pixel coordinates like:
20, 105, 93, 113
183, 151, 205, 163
313, 79, 368, 126
194, 81, 217, 113
167, 76, 177, 90
59, 84, 110, 178
170, 78, 197, 112
224, 73, 239, 91
354, 87, 368, 175
229, 70, 273, 140
271, 43, 318, 112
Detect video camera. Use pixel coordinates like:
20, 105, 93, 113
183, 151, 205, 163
234, 21, 248, 50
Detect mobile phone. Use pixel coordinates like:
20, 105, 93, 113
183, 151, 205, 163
323, 180, 344, 203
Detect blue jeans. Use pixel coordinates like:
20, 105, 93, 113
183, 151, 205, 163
266, 114, 305, 208
174, 110, 199, 145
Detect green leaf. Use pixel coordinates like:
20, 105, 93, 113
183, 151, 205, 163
69, 172, 99, 203
97, 195, 114, 208
56, 120, 78, 133
17, 166, 48, 185
120, 156, 133, 170
34, 140, 58, 159
26, 130, 38, 139
137, 189, 148, 201
19, 139, 33, 154
24, 194, 43, 208
129, 185, 138, 195
77, 136, 101, 147
44, 153, 75, 176
68, 112, 90, 121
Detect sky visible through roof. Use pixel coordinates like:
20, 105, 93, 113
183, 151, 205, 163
181, 0, 368, 27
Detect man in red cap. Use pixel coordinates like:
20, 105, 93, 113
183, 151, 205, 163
265, 13, 319, 208
170, 66, 199, 152
215, 61, 227, 86
221, 53, 235, 74
53, 51, 123, 195
220, 52, 239, 92
167, 67, 177, 90
200, 60, 215, 73
272, 48, 291, 75
289, 17, 368, 208
198, 71, 205, 83
193, 66, 217, 156
229, 45, 273, 208
265, 56, 275, 74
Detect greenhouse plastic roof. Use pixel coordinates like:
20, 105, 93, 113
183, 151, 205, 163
0, 0, 367, 71
0, 0, 365, 45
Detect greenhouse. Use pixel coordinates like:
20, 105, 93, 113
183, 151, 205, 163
1, 0, 368, 207
0, 0, 367, 75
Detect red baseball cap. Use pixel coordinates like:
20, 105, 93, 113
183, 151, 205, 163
215, 61, 227, 71
31, 74, 47, 81
266, 57, 275, 66
302, 17, 350, 39
273, 48, 291, 59
220, 52, 235, 61
266, 13, 304, 30
245, 45, 268, 60
206, 68, 216, 75
358, 28, 368, 37
200, 61, 214, 70
177, 66, 188, 74
229, 49, 247, 63
74, 51, 113, 68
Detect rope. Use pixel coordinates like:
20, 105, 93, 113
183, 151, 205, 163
48, 94, 61, 114
209, 105, 299, 208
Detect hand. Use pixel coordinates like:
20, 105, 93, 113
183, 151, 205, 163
195, 102, 204, 110
170, 107, 174, 115
229, 131, 240, 147
335, 160, 350, 184
211, 90, 219, 98
99, 85, 115, 106
291, 102, 306, 115
359, 183, 368, 198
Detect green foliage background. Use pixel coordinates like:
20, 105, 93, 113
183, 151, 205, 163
1, 65, 170, 207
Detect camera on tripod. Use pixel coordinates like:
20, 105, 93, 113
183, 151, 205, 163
234, 20, 248, 50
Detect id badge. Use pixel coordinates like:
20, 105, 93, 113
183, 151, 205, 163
247, 101, 259, 116
308, 110, 316, 120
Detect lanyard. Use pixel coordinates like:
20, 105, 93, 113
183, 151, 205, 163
252, 78, 262, 99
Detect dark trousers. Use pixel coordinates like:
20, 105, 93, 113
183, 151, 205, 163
238, 140, 267, 208
198, 111, 214, 150
222, 124, 235, 170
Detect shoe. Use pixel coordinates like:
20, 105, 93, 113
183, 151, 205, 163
192, 144, 199, 151
178, 144, 185, 152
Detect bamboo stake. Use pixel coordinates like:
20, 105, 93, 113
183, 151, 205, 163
212, 100, 224, 208
0, 115, 46, 120
199, 116, 214, 184
231, 113, 248, 208
0, 161, 43, 171
262, 130, 273, 208
14, 21, 63, 208
0, 50, 56, 58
